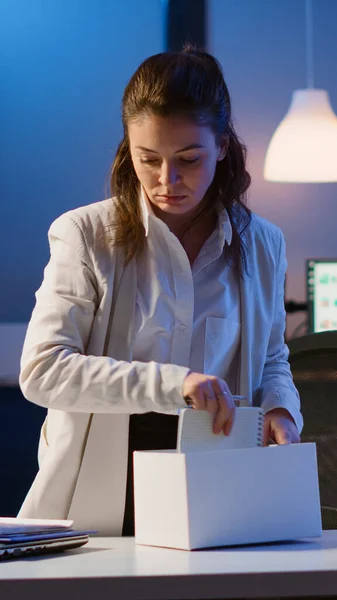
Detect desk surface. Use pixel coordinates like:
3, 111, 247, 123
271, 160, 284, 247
2, 531, 337, 599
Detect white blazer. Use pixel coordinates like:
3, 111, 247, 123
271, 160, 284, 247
18, 199, 302, 534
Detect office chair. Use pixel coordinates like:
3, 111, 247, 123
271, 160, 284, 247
288, 330, 337, 530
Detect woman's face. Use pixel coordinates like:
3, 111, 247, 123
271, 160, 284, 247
128, 114, 225, 217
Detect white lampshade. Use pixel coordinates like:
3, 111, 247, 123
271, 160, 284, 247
264, 89, 337, 182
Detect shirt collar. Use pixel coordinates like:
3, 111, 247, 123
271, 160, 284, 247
217, 204, 233, 246
139, 186, 232, 246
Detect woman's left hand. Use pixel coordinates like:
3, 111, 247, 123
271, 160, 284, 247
263, 408, 301, 445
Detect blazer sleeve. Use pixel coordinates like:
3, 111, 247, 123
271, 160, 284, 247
259, 232, 303, 433
19, 214, 190, 414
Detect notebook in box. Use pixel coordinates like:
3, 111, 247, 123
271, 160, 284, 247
177, 406, 264, 453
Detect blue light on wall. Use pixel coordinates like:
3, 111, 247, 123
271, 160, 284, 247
0, 0, 164, 321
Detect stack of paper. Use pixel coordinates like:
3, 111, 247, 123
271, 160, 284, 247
0, 517, 74, 534
0, 518, 96, 560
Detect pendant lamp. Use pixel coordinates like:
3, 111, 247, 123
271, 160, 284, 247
264, 0, 337, 182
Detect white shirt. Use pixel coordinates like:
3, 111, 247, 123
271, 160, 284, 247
133, 190, 241, 395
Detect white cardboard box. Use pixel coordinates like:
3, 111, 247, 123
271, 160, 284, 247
134, 443, 322, 550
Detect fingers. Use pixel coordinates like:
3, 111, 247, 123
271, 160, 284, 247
222, 410, 235, 436
186, 387, 206, 411
212, 381, 235, 436
273, 423, 301, 445
183, 377, 302, 446
203, 381, 235, 434
293, 431, 301, 443
264, 411, 301, 446
204, 382, 218, 414
182, 372, 235, 435
274, 428, 291, 445
263, 419, 271, 446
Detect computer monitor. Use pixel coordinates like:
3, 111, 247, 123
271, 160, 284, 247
307, 259, 337, 333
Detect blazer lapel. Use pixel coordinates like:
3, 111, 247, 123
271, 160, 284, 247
68, 257, 137, 534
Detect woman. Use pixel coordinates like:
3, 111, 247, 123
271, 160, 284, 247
18, 47, 302, 535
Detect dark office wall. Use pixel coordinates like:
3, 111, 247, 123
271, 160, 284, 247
2, 0, 337, 329
0, 0, 164, 322
0, 0, 164, 516
0, 389, 46, 516
166, 0, 206, 50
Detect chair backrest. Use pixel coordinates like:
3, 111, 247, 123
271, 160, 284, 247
288, 331, 337, 529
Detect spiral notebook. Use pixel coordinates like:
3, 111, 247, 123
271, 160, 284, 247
177, 407, 264, 453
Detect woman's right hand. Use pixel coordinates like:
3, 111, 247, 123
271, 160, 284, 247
182, 372, 235, 436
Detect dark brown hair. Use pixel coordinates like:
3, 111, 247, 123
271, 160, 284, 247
109, 45, 251, 274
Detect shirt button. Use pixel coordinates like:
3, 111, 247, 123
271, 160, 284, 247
179, 324, 187, 332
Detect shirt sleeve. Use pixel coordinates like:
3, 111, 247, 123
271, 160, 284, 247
19, 214, 190, 414
259, 231, 303, 433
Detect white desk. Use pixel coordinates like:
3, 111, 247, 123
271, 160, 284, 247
1, 531, 337, 599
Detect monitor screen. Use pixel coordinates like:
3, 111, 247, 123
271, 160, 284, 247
307, 259, 337, 333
